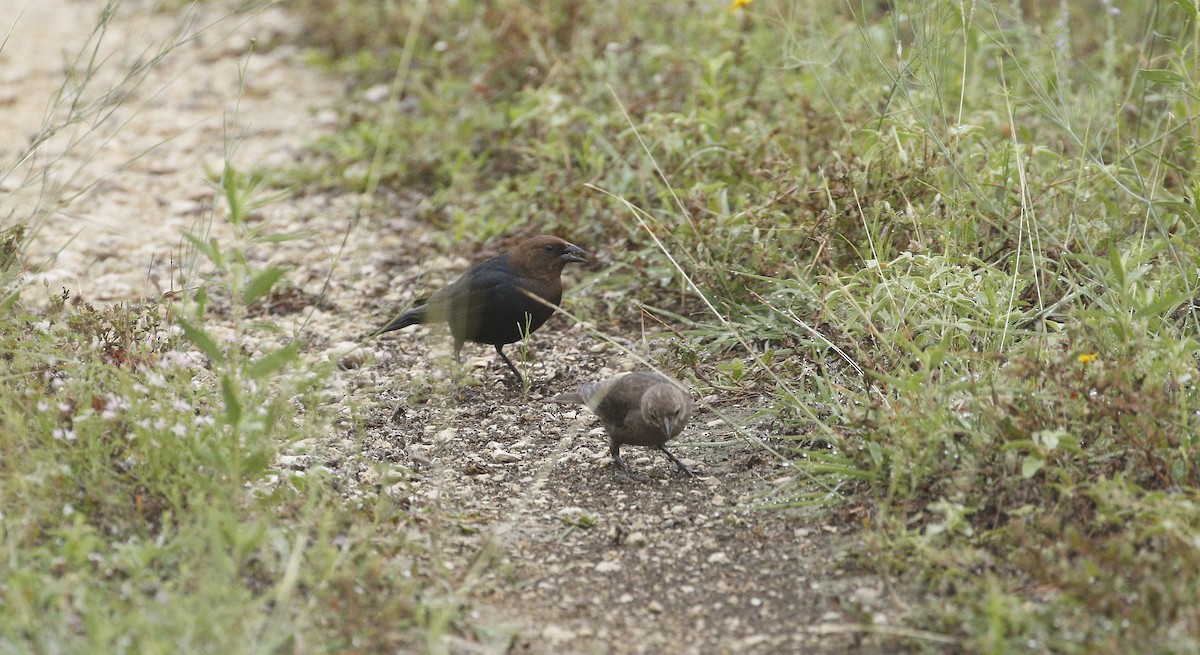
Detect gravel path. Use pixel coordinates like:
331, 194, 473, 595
2, 2, 903, 653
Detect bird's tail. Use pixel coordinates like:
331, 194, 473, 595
362, 301, 428, 340
548, 381, 603, 405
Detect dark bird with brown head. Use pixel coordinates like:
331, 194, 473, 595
550, 371, 697, 478
369, 235, 587, 384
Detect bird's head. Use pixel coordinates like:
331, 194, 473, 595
513, 235, 587, 276
642, 383, 693, 439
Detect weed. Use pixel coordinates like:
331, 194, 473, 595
294, 0, 1200, 649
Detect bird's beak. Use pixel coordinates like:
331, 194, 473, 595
661, 417, 674, 437
561, 243, 587, 264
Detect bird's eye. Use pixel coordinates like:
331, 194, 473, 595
544, 244, 556, 252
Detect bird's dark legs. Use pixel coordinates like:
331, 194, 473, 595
494, 344, 525, 386
610, 442, 647, 481
658, 445, 697, 477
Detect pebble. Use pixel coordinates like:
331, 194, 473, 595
492, 449, 521, 463
168, 199, 201, 215
595, 561, 621, 573
557, 507, 586, 519
363, 83, 391, 104
707, 552, 729, 564
332, 342, 367, 369
277, 455, 311, 470
541, 624, 575, 644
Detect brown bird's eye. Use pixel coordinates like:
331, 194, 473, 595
544, 244, 556, 252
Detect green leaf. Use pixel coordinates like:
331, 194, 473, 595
1134, 291, 1187, 320
244, 266, 288, 305
193, 285, 209, 318
1107, 244, 1126, 289
867, 441, 883, 466
176, 315, 225, 365
182, 231, 223, 268
1154, 200, 1198, 219
0, 289, 18, 314
1139, 69, 1187, 87
223, 166, 245, 225
247, 340, 302, 380
259, 233, 307, 244
241, 448, 272, 479
1022, 454, 1045, 479
221, 373, 242, 427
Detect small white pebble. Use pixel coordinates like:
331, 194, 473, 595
491, 449, 521, 463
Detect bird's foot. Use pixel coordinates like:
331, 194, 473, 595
615, 468, 650, 483
612, 456, 648, 482
672, 461, 698, 478
660, 446, 699, 478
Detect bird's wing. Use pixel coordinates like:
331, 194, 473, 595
422, 256, 512, 324
588, 377, 647, 426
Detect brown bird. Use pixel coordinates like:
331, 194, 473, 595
550, 371, 696, 477
369, 235, 587, 384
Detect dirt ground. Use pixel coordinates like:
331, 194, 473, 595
2, 1, 912, 653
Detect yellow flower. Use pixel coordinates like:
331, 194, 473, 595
729, 0, 754, 10
1077, 352, 1098, 364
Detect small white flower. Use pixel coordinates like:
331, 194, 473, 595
52, 427, 77, 442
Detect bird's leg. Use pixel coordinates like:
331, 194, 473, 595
494, 344, 525, 387
447, 341, 469, 383
658, 445, 697, 478
610, 442, 647, 481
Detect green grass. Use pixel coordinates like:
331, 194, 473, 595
5, 0, 1199, 651
290, 0, 1200, 651
0, 178, 488, 652
0, 3, 495, 651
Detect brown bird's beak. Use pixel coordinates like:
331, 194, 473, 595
661, 417, 674, 438
561, 243, 587, 264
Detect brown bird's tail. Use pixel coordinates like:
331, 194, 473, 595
363, 301, 428, 340
548, 380, 605, 405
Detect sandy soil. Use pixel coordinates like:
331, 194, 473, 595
1, 1, 909, 653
